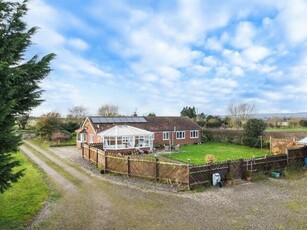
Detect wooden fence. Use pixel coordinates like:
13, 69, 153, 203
189, 146, 307, 188
82, 143, 189, 184
270, 137, 302, 154
82, 144, 307, 190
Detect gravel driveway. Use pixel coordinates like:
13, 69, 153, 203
23, 141, 307, 230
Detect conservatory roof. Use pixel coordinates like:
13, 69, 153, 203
97, 125, 153, 137
298, 137, 307, 145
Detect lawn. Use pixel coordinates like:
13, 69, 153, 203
162, 142, 270, 165
266, 127, 307, 132
0, 151, 51, 230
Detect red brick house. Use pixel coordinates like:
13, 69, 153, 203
76, 116, 202, 152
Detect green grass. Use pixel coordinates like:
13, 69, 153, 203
0, 152, 51, 230
162, 142, 270, 165
31, 135, 76, 147
266, 127, 307, 132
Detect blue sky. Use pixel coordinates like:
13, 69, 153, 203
25, 0, 307, 117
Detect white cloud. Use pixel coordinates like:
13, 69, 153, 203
67, 38, 89, 51
242, 46, 270, 63
277, 0, 307, 44
203, 56, 218, 67
232, 21, 255, 49
232, 66, 244, 76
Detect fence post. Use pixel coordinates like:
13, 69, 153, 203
286, 149, 289, 166
81, 143, 84, 158
104, 153, 107, 174
187, 165, 191, 190
155, 157, 159, 181
96, 149, 99, 166
265, 155, 268, 172
269, 136, 272, 153
127, 156, 130, 177
240, 158, 244, 179
89, 145, 91, 162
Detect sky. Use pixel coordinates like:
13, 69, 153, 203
23, 0, 307, 117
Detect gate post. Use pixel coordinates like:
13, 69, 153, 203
155, 157, 159, 181
187, 164, 191, 190
96, 149, 99, 166
127, 156, 130, 177
104, 153, 108, 174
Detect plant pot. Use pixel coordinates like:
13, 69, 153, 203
246, 176, 252, 181
226, 179, 232, 185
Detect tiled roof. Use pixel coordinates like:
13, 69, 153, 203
87, 116, 201, 133
140, 116, 201, 132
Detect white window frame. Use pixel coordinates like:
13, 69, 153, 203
176, 131, 185, 139
89, 134, 94, 143
190, 130, 199, 139
163, 132, 169, 140
77, 133, 86, 142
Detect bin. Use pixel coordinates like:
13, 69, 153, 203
212, 173, 221, 186
304, 157, 307, 166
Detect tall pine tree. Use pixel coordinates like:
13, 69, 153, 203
0, 0, 55, 193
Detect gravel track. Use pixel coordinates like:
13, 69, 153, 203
22, 142, 307, 230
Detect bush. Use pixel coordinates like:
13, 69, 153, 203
204, 154, 216, 164
61, 121, 79, 133
243, 119, 267, 148
202, 129, 243, 145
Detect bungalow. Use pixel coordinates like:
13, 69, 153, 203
76, 116, 202, 153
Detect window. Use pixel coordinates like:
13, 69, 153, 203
190, 130, 199, 139
163, 132, 169, 140
89, 134, 94, 143
77, 133, 86, 142
176, 131, 185, 139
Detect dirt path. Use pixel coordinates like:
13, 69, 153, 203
22, 141, 307, 230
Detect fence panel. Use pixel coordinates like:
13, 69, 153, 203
97, 151, 105, 166
106, 156, 128, 174
158, 163, 189, 184
129, 159, 156, 178
288, 147, 307, 166
229, 160, 242, 179
189, 165, 211, 186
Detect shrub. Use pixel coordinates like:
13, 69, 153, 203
245, 170, 253, 177
243, 119, 267, 148
226, 172, 233, 180
204, 154, 216, 164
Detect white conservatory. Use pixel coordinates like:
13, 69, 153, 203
97, 125, 154, 151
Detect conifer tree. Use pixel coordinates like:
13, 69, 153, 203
0, 0, 55, 193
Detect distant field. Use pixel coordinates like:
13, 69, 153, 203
0, 152, 51, 229
162, 142, 270, 165
266, 127, 307, 132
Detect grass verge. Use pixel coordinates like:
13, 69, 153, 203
162, 142, 270, 165
0, 151, 54, 230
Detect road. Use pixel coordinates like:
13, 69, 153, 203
21, 141, 307, 230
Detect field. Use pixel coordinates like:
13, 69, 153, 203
0, 151, 51, 230
162, 142, 270, 165
266, 127, 307, 132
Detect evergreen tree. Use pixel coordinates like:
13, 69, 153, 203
242, 119, 267, 148
0, 0, 55, 193
180, 106, 197, 119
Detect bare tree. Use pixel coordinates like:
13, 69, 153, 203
67, 106, 88, 126
98, 104, 119, 116
227, 102, 255, 129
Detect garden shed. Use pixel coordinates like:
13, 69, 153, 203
97, 125, 154, 151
